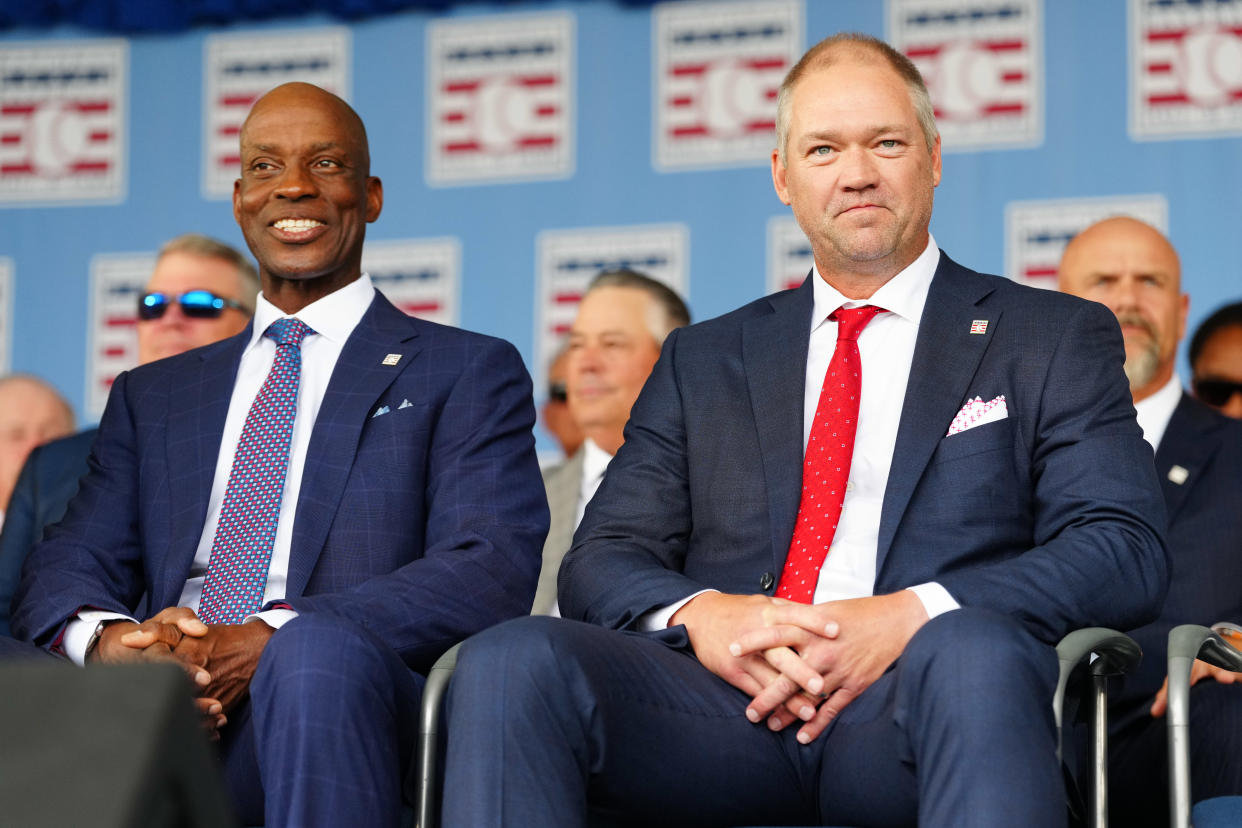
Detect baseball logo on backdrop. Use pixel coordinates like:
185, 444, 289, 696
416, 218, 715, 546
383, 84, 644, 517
653, 0, 802, 171
889, 0, 1043, 151
0, 40, 126, 205
362, 238, 461, 327
86, 252, 155, 417
535, 224, 687, 393
1130, 0, 1242, 139
202, 28, 350, 198
1004, 195, 1168, 290
427, 12, 574, 186
0, 257, 12, 374
766, 216, 813, 295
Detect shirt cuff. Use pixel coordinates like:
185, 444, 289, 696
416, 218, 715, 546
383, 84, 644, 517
247, 608, 298, 630
906, 582, 959, 620
638, 589, 719, 632
64, 610, 137, 666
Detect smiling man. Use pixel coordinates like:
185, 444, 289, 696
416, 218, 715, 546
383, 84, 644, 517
11, 82, 547, 827
443, 34, 1167, 827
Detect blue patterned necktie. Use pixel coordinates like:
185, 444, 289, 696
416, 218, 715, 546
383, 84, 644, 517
198, 317, 314, 625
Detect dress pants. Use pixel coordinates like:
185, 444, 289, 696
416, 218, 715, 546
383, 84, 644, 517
442, 609, 1065, 828
218, 613, 423, 828
1108, 681, 1242, 827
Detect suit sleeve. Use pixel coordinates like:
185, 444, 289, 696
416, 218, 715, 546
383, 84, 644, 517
0, 449, 41, 637
933, 299, 1169, 642
283, 338, 549, 672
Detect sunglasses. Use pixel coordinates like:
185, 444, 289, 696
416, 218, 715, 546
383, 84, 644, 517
548, 380, 568, 403
138, 290, 245, 321
1194, 378, 1242, 408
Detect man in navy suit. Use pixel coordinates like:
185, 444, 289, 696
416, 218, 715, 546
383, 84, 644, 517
1059, 216, 1242, 825
442, 34, 1167, 828
11, 82, 547, 827
0, 233, 258, 638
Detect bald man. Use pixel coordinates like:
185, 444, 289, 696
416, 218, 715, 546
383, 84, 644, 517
1059, 216, 1242, 825
0, 375, 74, 527
12, 83, 545, 827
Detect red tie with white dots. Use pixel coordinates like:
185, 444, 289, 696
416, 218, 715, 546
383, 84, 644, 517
776, 304, 884, 604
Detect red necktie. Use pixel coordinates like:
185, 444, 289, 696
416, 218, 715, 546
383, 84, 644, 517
776, 304, 884, 604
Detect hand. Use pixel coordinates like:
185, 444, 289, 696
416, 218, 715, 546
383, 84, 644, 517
1150, 658, 1241, 718
671, 593, 826, 736
729, 591, 929, 744
172, 619, 275, 716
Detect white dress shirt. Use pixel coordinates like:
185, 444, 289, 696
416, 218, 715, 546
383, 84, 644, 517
576, 438, 613, 529
63, 275, 376, 664
643, 237, 956, 631
1134, 372, 1183, 452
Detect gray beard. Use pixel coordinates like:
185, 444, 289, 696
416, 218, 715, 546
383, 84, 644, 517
1124, 342, 1161, 391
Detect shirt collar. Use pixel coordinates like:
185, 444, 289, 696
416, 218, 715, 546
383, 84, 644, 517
1134, 371, 1184, 450
581, 438, 613, 484
249, 273, 375, 349
810, 235, 940, 332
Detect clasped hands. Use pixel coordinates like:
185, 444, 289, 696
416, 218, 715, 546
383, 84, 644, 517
89, 607, 274, 738
671, 590, 928, 744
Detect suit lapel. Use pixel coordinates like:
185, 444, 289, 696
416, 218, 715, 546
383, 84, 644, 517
162, 329, 249, 605
877, 256, 1000, 571
743, 276, 814, 575
1155, 393, 1220, 523
285, 291, 422, 597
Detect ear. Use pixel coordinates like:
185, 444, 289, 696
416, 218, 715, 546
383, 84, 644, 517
771, 149, 791, 206
1178, 291, 1189, 344
232, 178, 243, 225
366, 176, 383, 223
930, 134, 942, 188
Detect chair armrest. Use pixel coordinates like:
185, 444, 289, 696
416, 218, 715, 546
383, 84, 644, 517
415, 642, 462, 828
1053, 627, 1141, 752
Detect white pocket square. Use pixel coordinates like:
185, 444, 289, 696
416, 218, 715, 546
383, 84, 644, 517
946, 395, 1007, 436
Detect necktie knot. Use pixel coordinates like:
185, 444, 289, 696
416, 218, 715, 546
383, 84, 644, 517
831, 305, 884, 343
265, 317, 314, 348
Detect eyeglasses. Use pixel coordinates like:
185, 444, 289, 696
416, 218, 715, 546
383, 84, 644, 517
1193, 379, 1242, 408
138, 290, 245, 320
548, 380, 568, 403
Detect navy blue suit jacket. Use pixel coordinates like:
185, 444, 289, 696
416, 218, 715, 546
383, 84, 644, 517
13, 290, 548, 672
560, 254, 1168, 644
1115, 393, 1242, 720
0, 429, 96, 637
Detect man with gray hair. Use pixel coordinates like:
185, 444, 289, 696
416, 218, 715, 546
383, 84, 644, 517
532, 269, 689, 615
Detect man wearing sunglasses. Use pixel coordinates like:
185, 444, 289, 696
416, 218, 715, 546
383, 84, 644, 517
1059, 216, 1242, 825
1190, 301, 1242, 420
10, 82, 545, 828
0, 233, 257, 638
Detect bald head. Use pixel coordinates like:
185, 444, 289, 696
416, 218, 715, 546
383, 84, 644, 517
0, 375, 74, 511
242, 83, 371, 175
1057, 217, 1187, 402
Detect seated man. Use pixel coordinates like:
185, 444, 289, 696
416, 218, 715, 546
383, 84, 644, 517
10, 82, 547, 828
1058, 217, 1242, 825
0, 233, 258, 637
533, 269, 689, 615
442, 34, 1167, 828
1189, 300, 1242, 419
0, 375, 74, 534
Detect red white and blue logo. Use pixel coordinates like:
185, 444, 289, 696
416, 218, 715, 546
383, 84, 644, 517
87, 252, 154, 417
766, 216, 813, 295
363, 238, 461, 327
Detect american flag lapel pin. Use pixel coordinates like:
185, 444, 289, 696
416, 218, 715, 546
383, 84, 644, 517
382, 353, 402, 366
969, 320, 988, 335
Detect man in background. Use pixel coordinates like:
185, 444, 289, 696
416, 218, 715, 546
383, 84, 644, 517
539, 344, 583, 462
0, 375, 74, 530
0, 233, 257, 638
1058, 216, 1242, 824
532, 269, 689, 615
1189, 300, 1242, 419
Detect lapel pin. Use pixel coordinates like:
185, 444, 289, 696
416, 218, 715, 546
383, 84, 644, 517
382, 353, 402, 366
1167, 464, 1189, 485
372, 405, 391, 419
969, 320, 988, 335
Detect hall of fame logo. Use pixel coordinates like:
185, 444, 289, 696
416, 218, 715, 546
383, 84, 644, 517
889, 0, 1043, 151
86, 252, 155, 417
202, 28, 350, 198
766, 216, 813, 295
534, 224, 687, 392
0, 40, 126, 205
362, 238, 461, 327
653, 0, 802, 170
0, 257, 11, 373
1004, 195, 1168, 290
427, 12, 573, 185
1130, 0, 1242, 139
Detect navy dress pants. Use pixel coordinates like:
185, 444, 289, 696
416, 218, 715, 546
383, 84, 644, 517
442, 608, 1065, 828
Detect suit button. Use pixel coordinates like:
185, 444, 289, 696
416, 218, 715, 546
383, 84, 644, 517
760, 571, 775, 591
